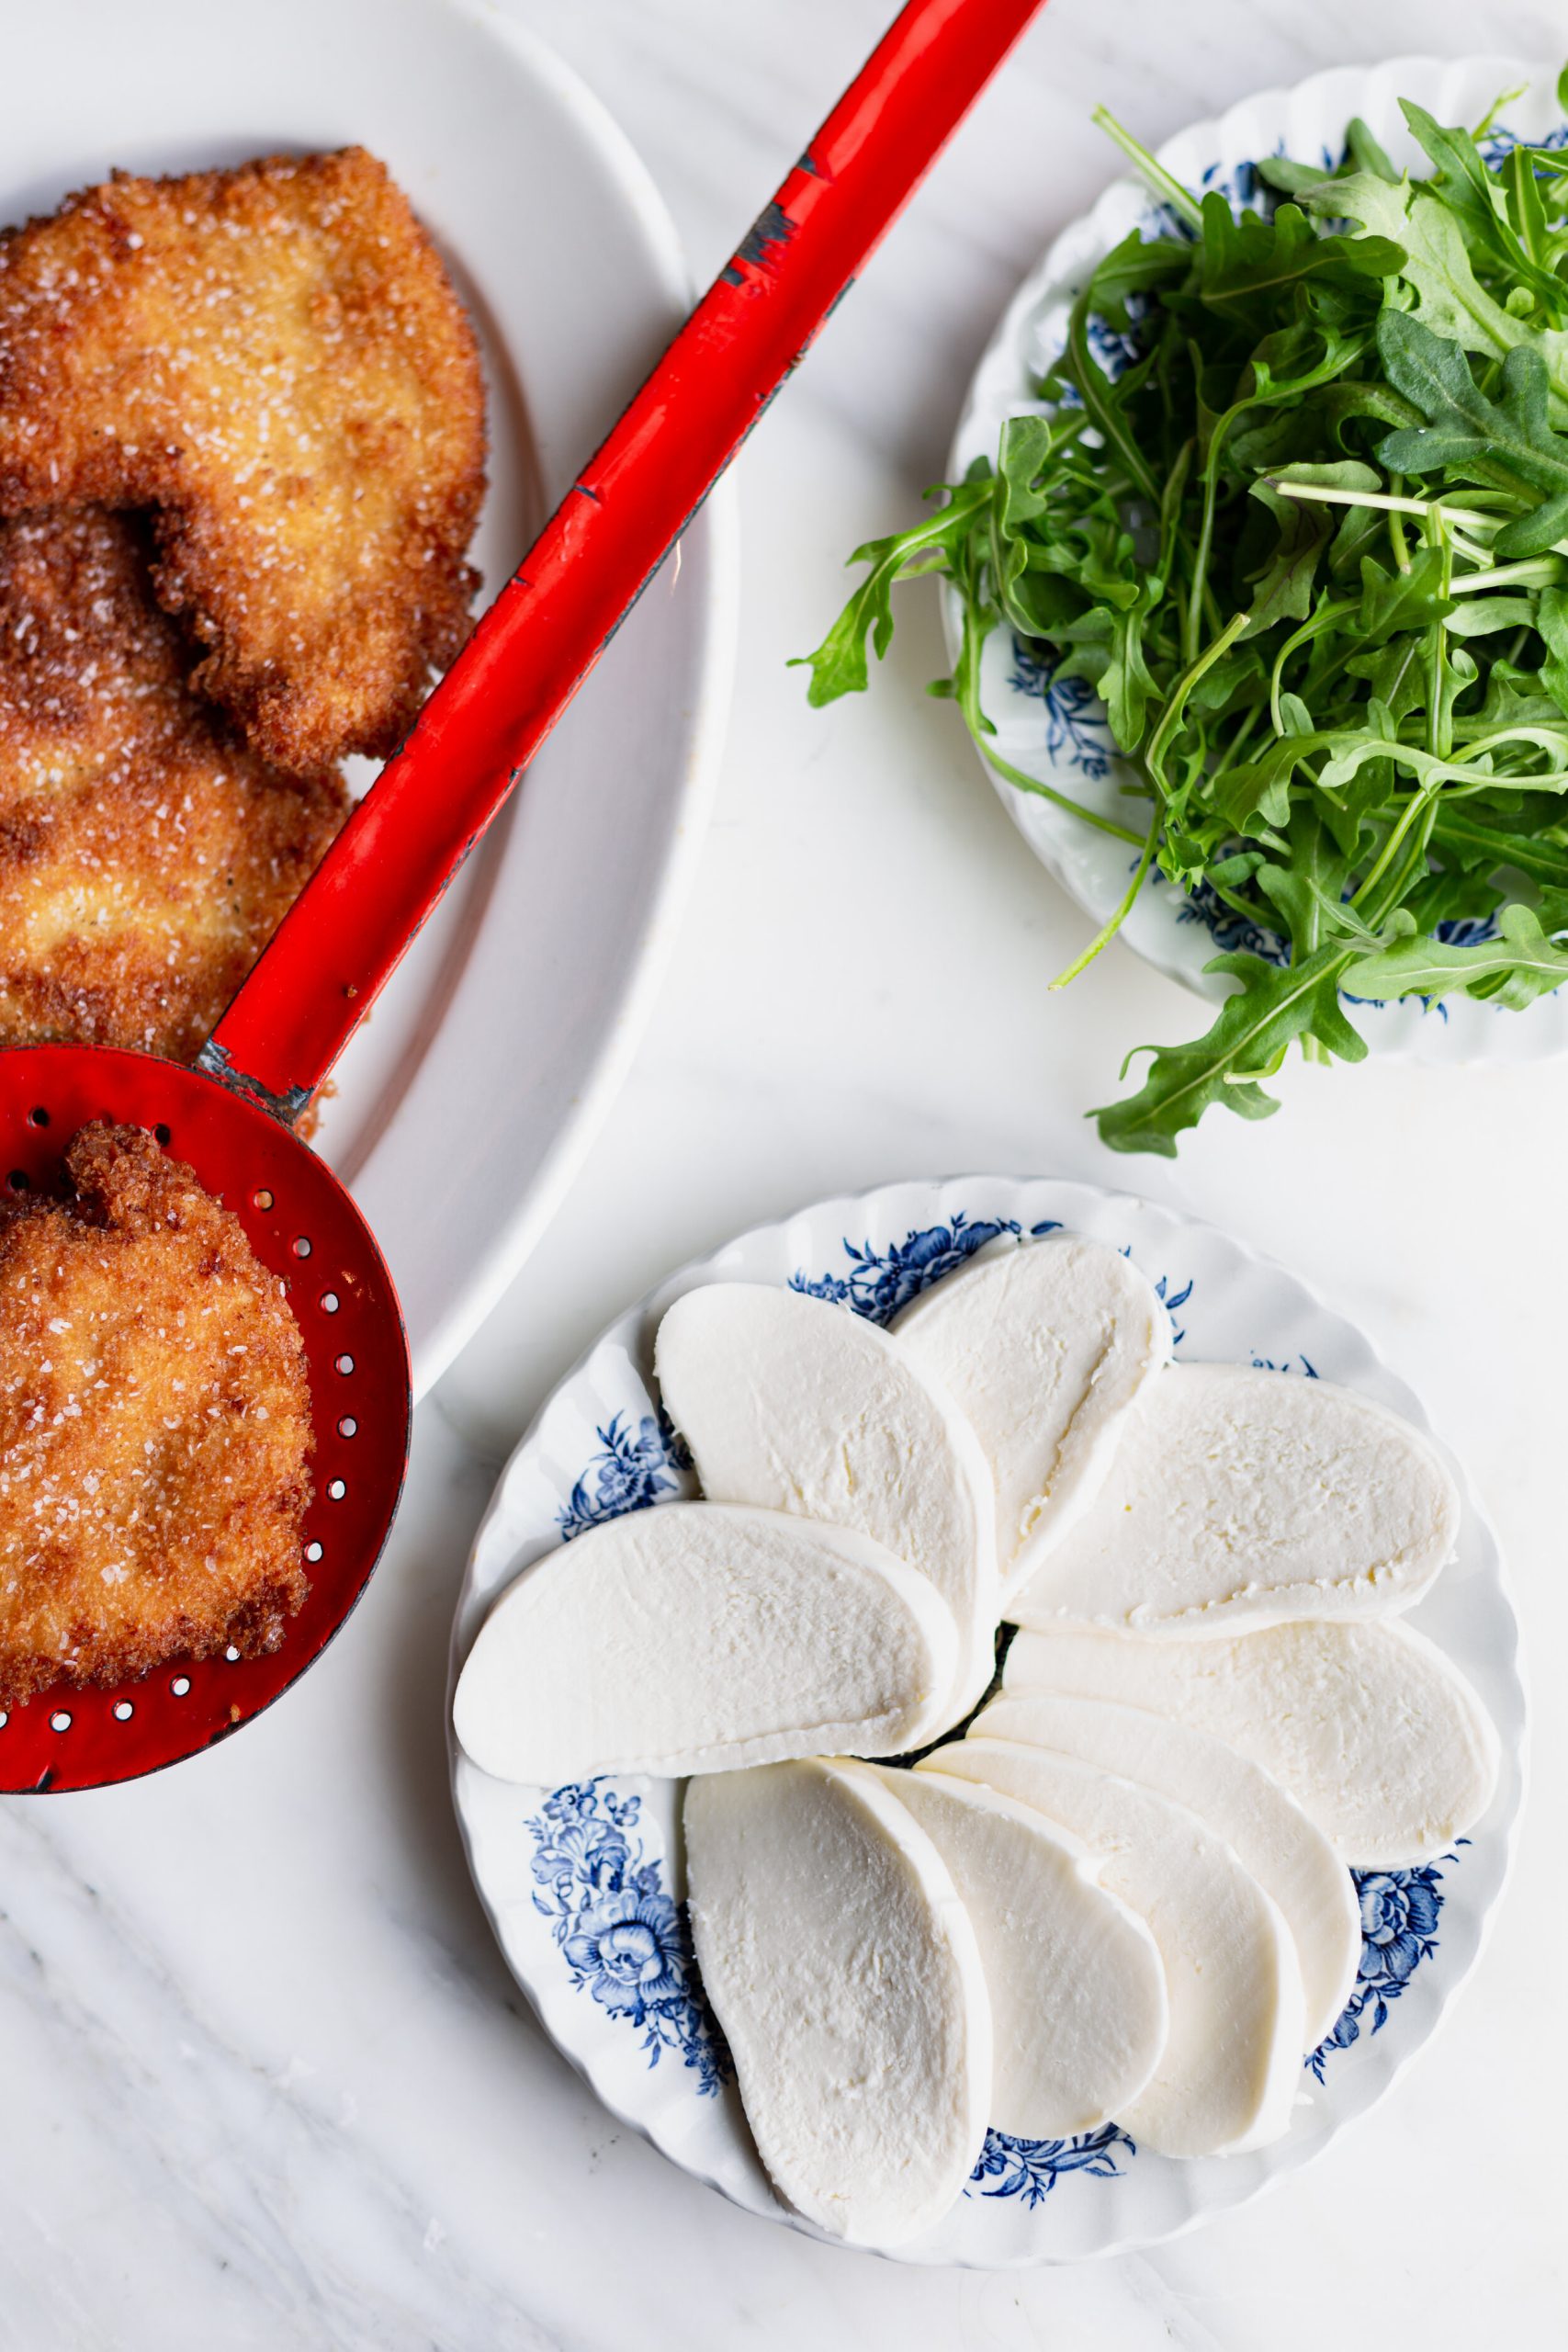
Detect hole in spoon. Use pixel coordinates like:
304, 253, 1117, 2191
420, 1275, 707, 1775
292, 1236, 312, 1260
28, 1106, 49, 1128
113, 1702, 133, 1722
334, 1353, 355, 1375
320, 1291, 340, 1315
327, 1478, 346, 1501
50, 1711, 71, 1733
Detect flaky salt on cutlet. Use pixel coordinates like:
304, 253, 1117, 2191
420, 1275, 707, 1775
0, 508, 348, 1061
0, 1123, 314, 1708
0, 146, 487, 775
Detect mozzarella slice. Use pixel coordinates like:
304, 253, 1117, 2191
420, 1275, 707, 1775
453, 1503, 958, 1784
684, 1758, 991, 2247
1007, 1363, 1461, 1637
657, 1283, 998, 1717
924, 1739, 1304, 2157
1002, 1619, 1499, 1869
893, 1232, 1171, 1592
872, 1765, 1168, 2137
973, 1691, 1359, 2047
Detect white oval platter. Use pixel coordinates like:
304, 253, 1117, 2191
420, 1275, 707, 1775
1, 0, 738, 1397
948, 55, 1563, 1065
449, 1175, 1524, 2266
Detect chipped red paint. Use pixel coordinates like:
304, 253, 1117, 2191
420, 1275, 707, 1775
206, 0, 1048, 1106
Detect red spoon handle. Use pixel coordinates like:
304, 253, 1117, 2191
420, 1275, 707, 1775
202, 0, 1047, 1116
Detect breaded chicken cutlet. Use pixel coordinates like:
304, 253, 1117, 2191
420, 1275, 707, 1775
0, 1122, 313, 1708
0, 507, 348, 1060
0, 147, 486, 775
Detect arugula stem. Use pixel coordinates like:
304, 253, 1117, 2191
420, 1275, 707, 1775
1269, 599, 1358, 732
1049, 813, 1161, 989
1386, 472, 1412, 574
1448, 557, 1568, 595
1147, 610, 1253, 797
1091, 107, 1204, 235
1261, 480, 1496, 530
1186, 407, 1247, 666
983, 742, 1148, 844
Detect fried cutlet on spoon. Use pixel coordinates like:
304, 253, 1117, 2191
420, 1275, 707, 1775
0, 0, 1048, 1791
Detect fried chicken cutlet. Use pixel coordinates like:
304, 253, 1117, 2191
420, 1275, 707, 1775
0, 147, 486, 775
0, 1123, 313, 1708
0, 508, 348, 1060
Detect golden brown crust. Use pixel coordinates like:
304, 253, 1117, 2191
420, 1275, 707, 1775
0, 147, 487, 774
0, 1123, 314, 1708
0, 507, 348, 1060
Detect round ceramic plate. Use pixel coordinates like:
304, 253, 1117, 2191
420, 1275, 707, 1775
449, 1176, 1524, 2266
949, 55, 1564, 1065
2, 0, 738, 1398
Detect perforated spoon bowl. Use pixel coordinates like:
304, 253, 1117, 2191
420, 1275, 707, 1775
0, 0, 1046, 1790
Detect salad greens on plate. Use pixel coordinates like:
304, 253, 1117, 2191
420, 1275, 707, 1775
800, 70, 1568, 1154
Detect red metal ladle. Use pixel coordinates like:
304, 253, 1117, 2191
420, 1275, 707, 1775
0, 0, 1045, 1792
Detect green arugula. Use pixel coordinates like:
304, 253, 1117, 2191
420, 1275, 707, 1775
796, 76, 1568, 1150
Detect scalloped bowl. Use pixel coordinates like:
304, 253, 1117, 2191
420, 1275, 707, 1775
948, 55, 1568, 1065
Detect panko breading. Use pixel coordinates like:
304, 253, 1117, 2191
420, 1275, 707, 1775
0, 147, 486, 775
0, 507, 348, 1060
0, 1123, 313, 1708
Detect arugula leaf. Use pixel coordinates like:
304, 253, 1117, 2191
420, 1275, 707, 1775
1312, 175, 1568, 401
1375, 314, 1568, 551
1344, 899, 1568, 1005
799, 69, 1568, 1152
1094, 946, 1369, 1157
1198, 196, 1402, 322
792, 479, 993, 704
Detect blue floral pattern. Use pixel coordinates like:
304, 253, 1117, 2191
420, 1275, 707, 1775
969, 2122, 1134, 2206
1152, 1270, 1193, 1350
558, 1410, 692, 1541
791, 1212, 1032, 1324
1479, 120, 1568, 169
526, 1781, 729, 2097
1308, 1856, 1455, 2082
1007, 638, 1116, 779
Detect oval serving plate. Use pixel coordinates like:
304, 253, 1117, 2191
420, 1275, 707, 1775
948, 55, 1565, 1066
0, 0, 739, 1400
448, 1176, 1523, 2267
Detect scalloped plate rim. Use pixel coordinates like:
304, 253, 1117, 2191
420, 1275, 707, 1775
447, 1174, 1525, 2265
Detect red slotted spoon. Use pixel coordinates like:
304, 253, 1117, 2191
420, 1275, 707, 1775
0, 0, 1046, 1791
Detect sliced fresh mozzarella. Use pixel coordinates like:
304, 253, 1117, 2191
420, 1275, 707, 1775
656, 1283, 998, 1717
973, 1691, 1359, 2047
453, 1503, 958, 1784
872, 1765, 1168, 2137
684, 1758, 991, 2247
1002, 1619, 1499, 1869
924, 1739, 1304, 2157
893, 1232, 1170, 1593
1007, 1363, 1461, 1637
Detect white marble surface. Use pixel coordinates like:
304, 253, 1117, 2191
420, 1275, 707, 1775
7, 1, 1568, 2343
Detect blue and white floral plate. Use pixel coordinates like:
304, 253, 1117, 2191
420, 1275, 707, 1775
447, 1178, 1524, 2264
949, 56, 1568, 1066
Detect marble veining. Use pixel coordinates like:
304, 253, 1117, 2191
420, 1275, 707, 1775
4, 3, 1564, 2346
